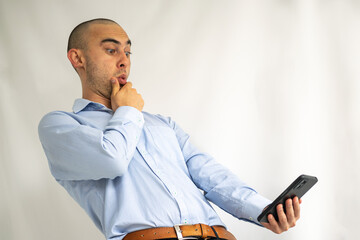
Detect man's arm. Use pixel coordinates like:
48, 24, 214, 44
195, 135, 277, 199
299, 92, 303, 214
38, 106, 144, 181
38, 80, 144, 181
160, 115, 301, 232
155, 115, 271, 225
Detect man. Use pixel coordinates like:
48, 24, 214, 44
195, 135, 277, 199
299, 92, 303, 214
38, 18, 301, 240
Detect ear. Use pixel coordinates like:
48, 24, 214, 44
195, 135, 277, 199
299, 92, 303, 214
67, 49, 85, 69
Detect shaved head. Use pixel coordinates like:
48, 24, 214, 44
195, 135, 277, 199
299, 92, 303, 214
67, 18, 119, 52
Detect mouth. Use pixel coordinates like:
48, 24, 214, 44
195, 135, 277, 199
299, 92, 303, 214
116, 74, 127, 86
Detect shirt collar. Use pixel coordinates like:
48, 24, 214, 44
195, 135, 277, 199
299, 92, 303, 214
72, 98, 112, 113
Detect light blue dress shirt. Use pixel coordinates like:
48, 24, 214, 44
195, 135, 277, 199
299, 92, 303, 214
38, 99, 271, 240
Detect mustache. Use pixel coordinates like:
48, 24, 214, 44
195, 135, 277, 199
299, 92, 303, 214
114, 71, 127, 76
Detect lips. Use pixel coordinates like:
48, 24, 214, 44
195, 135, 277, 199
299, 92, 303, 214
116, 74, 127, 85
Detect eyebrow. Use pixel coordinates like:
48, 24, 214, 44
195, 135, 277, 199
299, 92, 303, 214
100, 38, 131, 46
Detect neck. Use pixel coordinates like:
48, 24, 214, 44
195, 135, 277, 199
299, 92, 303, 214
82, 88, 112, 109
79, 74, 113, 109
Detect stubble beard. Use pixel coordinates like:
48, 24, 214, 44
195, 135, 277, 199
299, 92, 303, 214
85, 56, 112, 99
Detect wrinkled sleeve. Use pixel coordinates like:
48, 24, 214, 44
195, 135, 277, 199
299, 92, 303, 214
158, 115, 271, 226
38, 106, 144, 181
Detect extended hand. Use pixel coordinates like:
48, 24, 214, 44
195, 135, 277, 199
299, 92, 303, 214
261, 197, 302, 234
110, 78, 144, 112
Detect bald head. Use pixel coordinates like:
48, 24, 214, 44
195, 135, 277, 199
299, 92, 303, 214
67, 18, 119, 52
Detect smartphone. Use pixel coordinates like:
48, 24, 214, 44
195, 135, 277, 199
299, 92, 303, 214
257, 174, 318, 223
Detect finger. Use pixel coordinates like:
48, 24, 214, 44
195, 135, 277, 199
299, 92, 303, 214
293, 197, 301, 220
261, 221, 270, 228
111, 77, 120, 96
277, 204, 289, 231
285, 199, 296, 227
267, 214, 282, 234
122, 81, 132, 90
299, 197, 303, 204
261, 221, 273, 232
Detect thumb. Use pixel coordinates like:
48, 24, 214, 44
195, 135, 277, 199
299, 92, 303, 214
111, 77, 120, 96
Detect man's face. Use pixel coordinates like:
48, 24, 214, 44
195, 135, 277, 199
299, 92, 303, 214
82, 23, 131, 99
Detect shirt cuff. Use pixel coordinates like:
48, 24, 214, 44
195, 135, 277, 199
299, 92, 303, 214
112, 106, 145, 128
241, 193, 272, 226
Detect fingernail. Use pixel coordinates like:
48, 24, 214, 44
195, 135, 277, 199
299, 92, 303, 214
111, 79, 116, 83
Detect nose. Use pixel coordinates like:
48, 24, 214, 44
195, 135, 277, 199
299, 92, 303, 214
117, 50, 130, 69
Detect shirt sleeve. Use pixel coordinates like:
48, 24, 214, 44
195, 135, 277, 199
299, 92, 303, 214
158, 115, 271, 226
38, 106, 144, 181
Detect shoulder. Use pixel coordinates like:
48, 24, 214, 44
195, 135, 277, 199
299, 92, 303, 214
38, 110, 81, 137
142, 111, 175, 129
39, 110, 78, 127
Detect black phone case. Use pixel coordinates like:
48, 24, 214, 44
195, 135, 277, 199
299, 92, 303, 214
257, 174, 318, 223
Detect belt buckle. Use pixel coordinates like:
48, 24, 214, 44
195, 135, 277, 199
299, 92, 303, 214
174, 224, 198, 240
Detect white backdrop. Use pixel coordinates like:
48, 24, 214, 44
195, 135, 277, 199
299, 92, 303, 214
1, 0, 359, 239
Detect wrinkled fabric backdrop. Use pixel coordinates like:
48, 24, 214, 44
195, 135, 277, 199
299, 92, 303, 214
0, 0, 359, 239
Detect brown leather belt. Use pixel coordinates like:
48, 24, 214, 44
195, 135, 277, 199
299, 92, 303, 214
123, 223, 236, 240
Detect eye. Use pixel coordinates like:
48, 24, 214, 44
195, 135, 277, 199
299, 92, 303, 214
106, 49, 117, 54
125, 51, 132, 57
